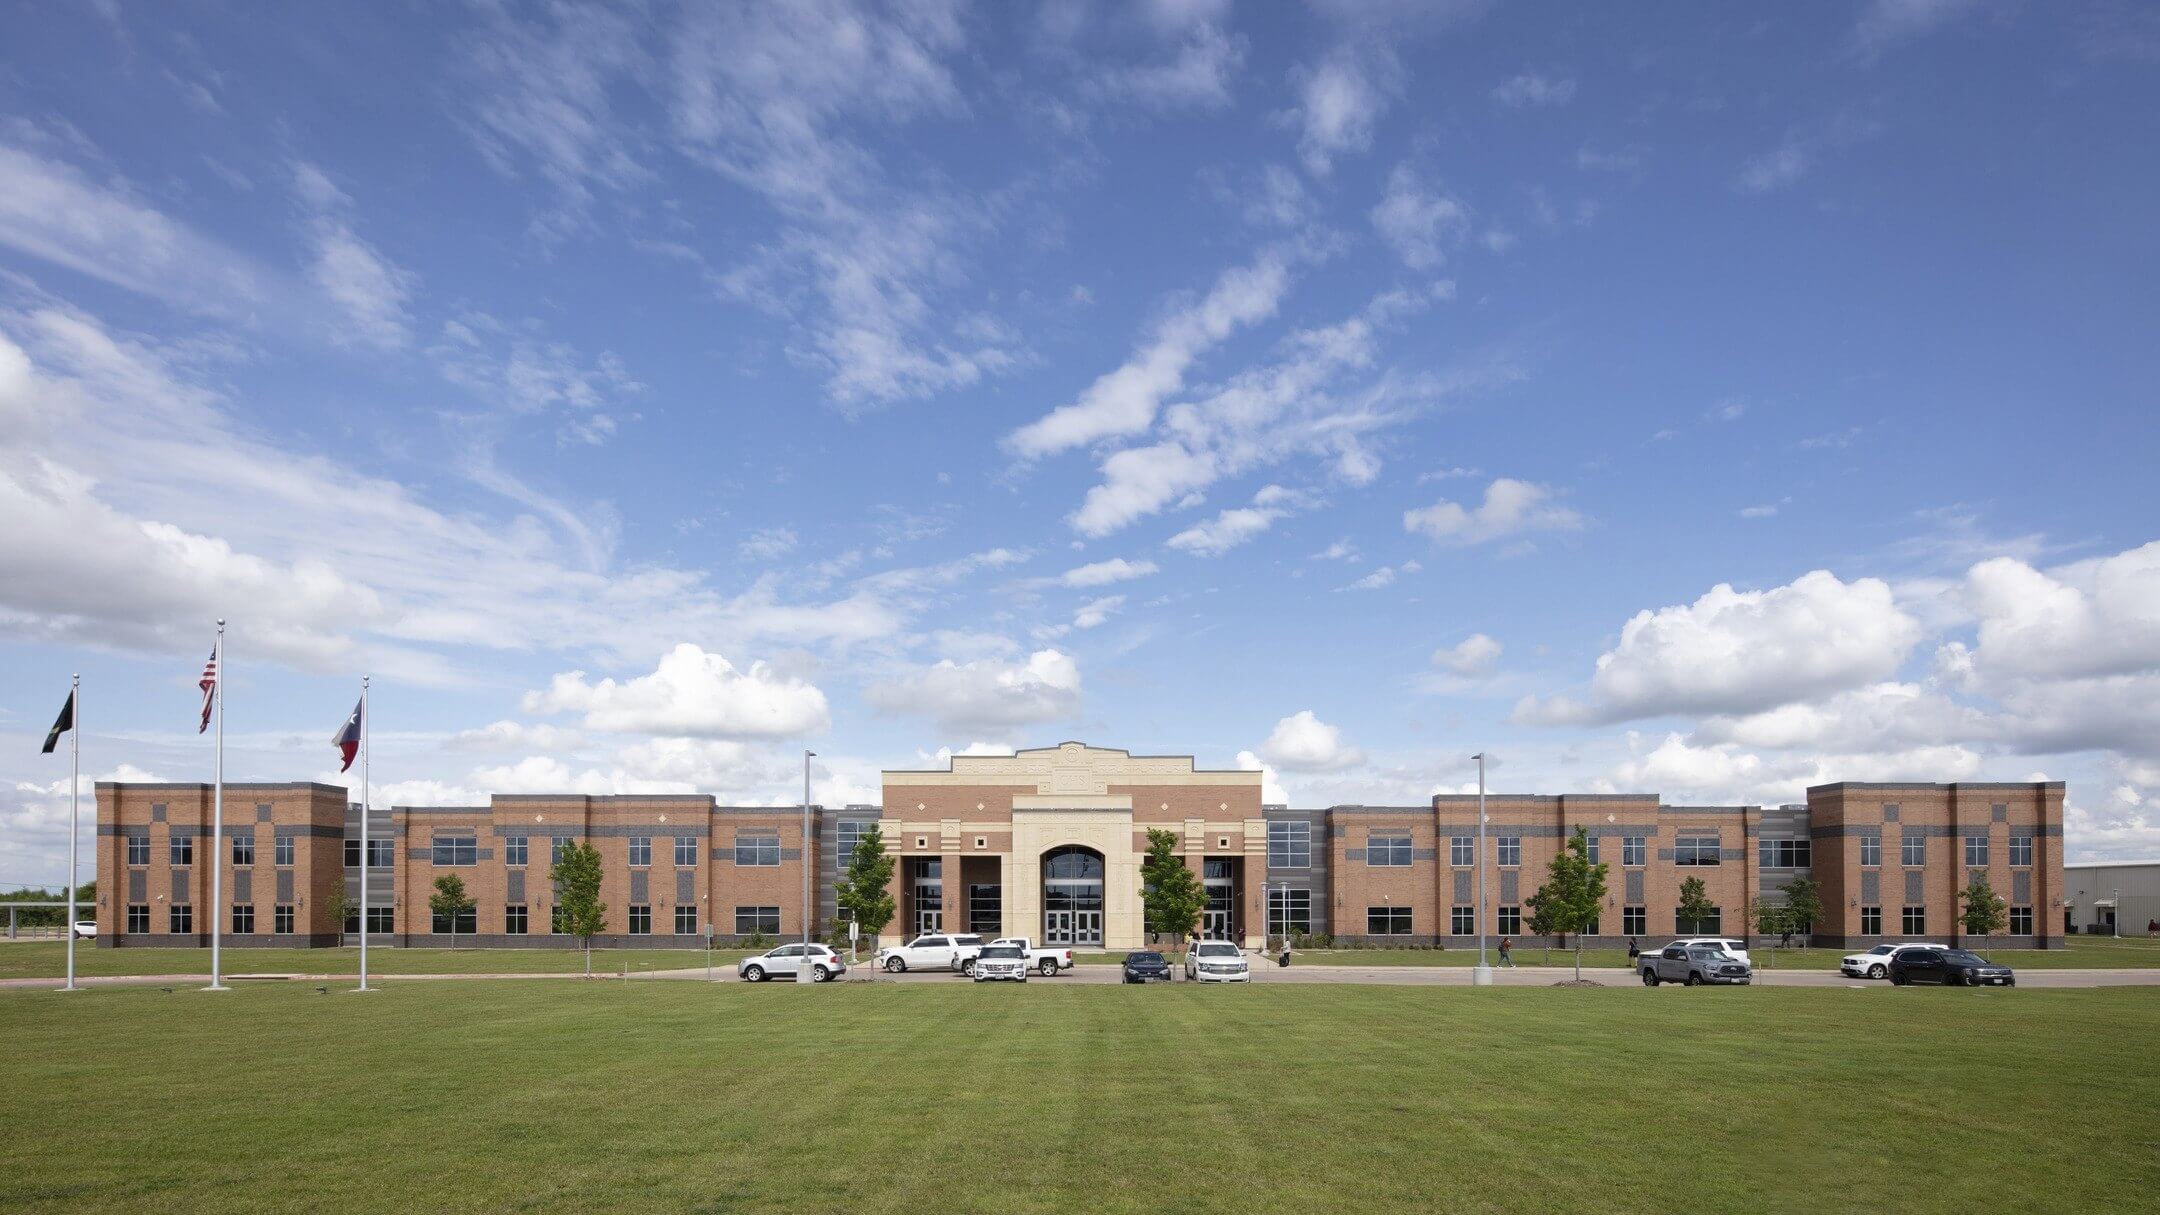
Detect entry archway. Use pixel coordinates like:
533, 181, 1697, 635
1041, 845, 1105, 947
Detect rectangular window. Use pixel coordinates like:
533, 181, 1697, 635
169, 905, 192, 934
675, 836, 698, 866
1675, 835, 1721, 866
232, 905, 254, 934
1675, 906, 1723, 935
431, 832, 477, 867
968, 884, 1002, 935
735, 832, 780, 866
127, 835, 150, 865
1759, 839, 1811, 868
2009, 906, 2033, 935
366, 907, 394, 935
1584, 836, 1600, 865
675, 906, 699, 935
1964, 836, 1989, 867
274, 905, 294, 934
628, 905, 651, 935
1367, 831, 1412, 867
274, 834, 294, 866
1902, 834, 1926, 866
1451, 905, 1475, 935
2009, 836, 2033, 867
1496, 905, 1522, 935
1268, 887, 1312, 937
1449, 835, 1473, 866
1497, 836, 1521, 867
345, 838, 359, 867
126, 904, 149, 933
506, 905, 528, 935
735, 905, 781, 935
552, 837, 570, 865
505, 835, 528, 867
1366, 906, 1414, 936
628, 836, 651, 867
1902, 906, 1926, 935
1622, 906, 1646, 936
835, 820, 870, 865
431, 907, 477, 935
1861, 906, 1883, 935
1268, 820, 1311, 868
232, 834, 254, 866
1623, 835, 1646, 867
1861, 835, 1882, 867
171, 835, 194, 866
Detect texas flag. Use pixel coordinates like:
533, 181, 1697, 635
334, 696, 363, 772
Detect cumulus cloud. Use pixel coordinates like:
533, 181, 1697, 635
1257, 710, 1367, 772
1432, 633, 1502, 676
1061, 557, 1158, 587
1236, 749, 1288, 804
1963, 543, 2160, 681
738, 527, 799, 561
1288, 43, 1399, 175
1071, 595, 1125, 630
1403, 478, 1582, 546
1371, 162, 1471, 269
448, 720, 587, 753
864, 648, 1082, 732
1341, 560, 1419, 591
523, 643, 830, 738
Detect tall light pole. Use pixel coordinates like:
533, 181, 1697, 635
1472, 752, 1492, 987
802, 750, 815, 977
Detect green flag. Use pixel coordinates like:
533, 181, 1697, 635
41, 689, 74, 754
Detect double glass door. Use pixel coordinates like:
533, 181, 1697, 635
1202, 909, 1234, 940
1044, 909, 1102, 947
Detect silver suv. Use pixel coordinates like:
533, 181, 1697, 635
1640, 943, 1752, 987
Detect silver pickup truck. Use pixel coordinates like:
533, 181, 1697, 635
1640, 943, 1753, 986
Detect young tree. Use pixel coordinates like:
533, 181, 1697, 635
1139, 828, 1206, 958
1523, 827, 1610, 981
429, 874, 473, 950
322, 881, 355, 942
1958, 875, 2009, 948
551, 840, 609, 976
1779, 876, 1824, 949
834, 824, 897, 950
1676, 877, 1716, 937
1750, 898, 1790, 946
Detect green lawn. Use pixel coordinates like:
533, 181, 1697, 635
1080, 935, 2160, 970
0, 942, 755, 980
3, 982, 2155, 1213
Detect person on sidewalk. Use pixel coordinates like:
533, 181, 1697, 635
1626, 937, 1640, 967
1498, 937, 1515, 968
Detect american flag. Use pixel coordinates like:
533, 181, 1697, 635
198, 645, 218, 734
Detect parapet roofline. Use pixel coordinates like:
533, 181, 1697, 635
96, 780, 348, 794
1807, 780, 2067, 793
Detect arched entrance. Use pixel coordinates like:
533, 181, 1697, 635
1041, 846, 1105, 947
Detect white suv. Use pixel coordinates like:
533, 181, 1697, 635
875, 933, 983, 973
738, 943, 846, 983
1668, 937, 1752, 968
1841, 942, 1947, 979
1184, 940, 1251, 983
971, 942, 1030, 982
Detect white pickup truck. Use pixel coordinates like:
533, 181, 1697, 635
875, 933, 984, 974
987, 936, 1073, 977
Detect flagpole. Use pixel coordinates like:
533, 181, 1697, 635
358, 675, 370, 993
207, 620, 227, 991
64, 674, 79, 992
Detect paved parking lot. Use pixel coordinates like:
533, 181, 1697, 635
852, 959, 2160, 989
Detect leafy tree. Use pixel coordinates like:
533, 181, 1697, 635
1524, 827, 1610, 980
834, 824, 897, 948
551, 840, 609, 976
1959, 875, 2009, 947
321, 881, 354, 939
1677, 877, 1716, 936
1779, 876, 1824, 948
1750, 898, 1790, 945
1525, 898, 1560, 965
429, 873, 473, 950
1139, 828, 1206, 957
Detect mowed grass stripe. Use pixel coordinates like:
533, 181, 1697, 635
3, 982, 2155, 1214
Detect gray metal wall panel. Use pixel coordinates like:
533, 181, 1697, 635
1905, 870, 1923, 902
1861, 872, 1880, 903
630, 871, 648, 902
1454, 871, 1471, 902
507, 870, 525, 903
2014, 871, 2031, 903
1626, 871, 1644, 903
276, 870, 294, 902
1500, 871, 1518, 903
171, 867, 190, 902
677, 870, 695, 903
127, 870, 146, 901
234, 870, 251, 902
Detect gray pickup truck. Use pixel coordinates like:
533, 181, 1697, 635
1640, 943, 1753, 986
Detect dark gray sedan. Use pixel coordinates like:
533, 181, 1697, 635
1889, 948, 2015, 987
1122, 950, 1173, 983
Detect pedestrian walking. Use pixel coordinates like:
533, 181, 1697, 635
1626, 936, 1639, 967
1498, 937, 1515, 968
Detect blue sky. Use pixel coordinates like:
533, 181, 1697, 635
4, 1, 2159, 886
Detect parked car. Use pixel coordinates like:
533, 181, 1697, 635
1668, 937, 1752, 967
1640, 944, 1753, 986
971, 942, 1030, 982
1184, 940, 1250, 983
1122, 950, 1172, 983
988, 936, 1074, 976
1888, 947, 2016, 987
738, 943, 846, 983
876, 933, 982, 973
1840, 942, 1948, 979
71, 920, 96, 939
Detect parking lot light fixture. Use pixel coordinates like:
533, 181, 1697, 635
1472, 752, 1492, 988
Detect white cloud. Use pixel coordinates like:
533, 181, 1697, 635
864, 648, 1083, 732
1061, 557, 1159, 587
1850, 0, 1985, 60
1258, 709, 1367, 772
1088, 22, 1244, 110
1235, 749, 1288, 804
292, 162, 415, 351
1489, 73, 1575, 108
739, 527, 799, 561
1371, 162, 1471, 269
1006, 252, 1291, 459
523, 643, 830, 739
1289, 43, 1399, 175
1433, 633, 1502, 676
1403, 477, 1583, 546
1341, 560, 1419, 591
448, 720, 586, 752
1312, 538, 1359, 562
1071, 595, 1125, 630
1963, 543, 2160, 681
1165, 485, 1312, 557
1735, 138, 1811, 193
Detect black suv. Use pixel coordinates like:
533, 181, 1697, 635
1888, 948, 2016, 987
1122, 951, 1172, 984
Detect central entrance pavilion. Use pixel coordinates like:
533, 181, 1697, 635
879, 742, 1268, 950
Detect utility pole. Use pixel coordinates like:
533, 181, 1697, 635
802, 750, 815, 979
1472, 752, 1492, 987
